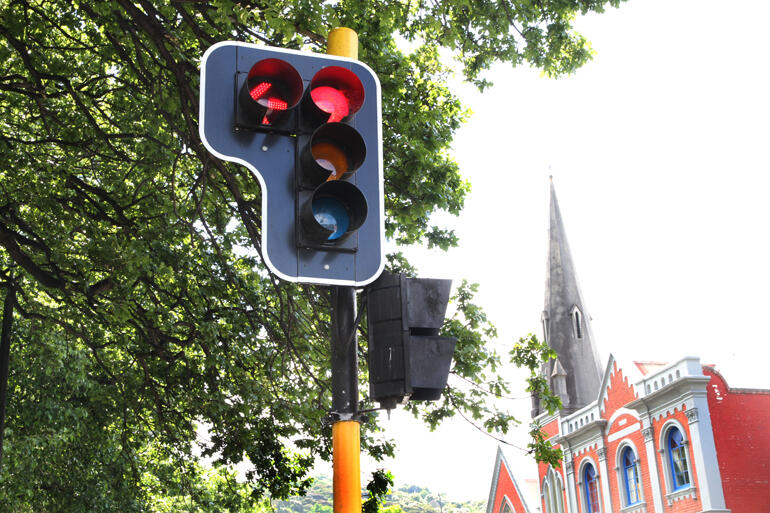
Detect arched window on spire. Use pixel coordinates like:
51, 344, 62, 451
570, 305, 583, 340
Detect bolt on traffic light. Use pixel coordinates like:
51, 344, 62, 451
366, 272, 458, 410
199, 42, 384, 286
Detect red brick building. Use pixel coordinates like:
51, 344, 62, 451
487, 181, 770, 513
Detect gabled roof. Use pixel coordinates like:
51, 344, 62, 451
486, 447, 532, 513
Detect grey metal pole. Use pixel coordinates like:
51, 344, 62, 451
331, 285, 358, 416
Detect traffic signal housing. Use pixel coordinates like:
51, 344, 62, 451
366, 272, 458, 410
199, 42, 384, 286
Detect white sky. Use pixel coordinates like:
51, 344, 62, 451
318, 0, 770, 506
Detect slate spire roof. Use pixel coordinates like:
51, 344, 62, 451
533, 178, 603, 417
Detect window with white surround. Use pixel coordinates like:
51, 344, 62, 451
659, 421, 694, 496
542, 466, 565, 513
620, 445, 642, 506
667, 427, 691, 490
499, 499, 514, 513
581, 462, 601, 513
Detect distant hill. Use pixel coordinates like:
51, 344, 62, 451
273, 475, 485, 513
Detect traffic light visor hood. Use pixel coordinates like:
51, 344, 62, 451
302, 180, 367, 242
306, 66, 365, 124
239, 58, 303, 125
302, 123, 366, 184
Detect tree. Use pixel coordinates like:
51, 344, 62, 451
0, 0, 624, 509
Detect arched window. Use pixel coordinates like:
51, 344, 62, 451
499, 500, 514, 513
542, 467, 565, 513
570, 305, 583, 339
622, 447, 641, 505
583, 464, 601, 513
667, 427, 691, 490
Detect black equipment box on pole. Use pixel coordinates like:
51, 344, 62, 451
366, 272, 457, 409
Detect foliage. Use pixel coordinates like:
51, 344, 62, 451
510, 333, 563, 467
363, 470, 394, 513
274, 474, 483, 513
0, 0, 621, 508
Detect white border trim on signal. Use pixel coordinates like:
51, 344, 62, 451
199, 41, 386, 287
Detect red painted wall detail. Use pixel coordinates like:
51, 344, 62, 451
601, 361, 637, 418
541, 417, 560, 439
492, 457, 531, 513
705, 366, 770, 513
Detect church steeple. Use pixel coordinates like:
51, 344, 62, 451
533, 178, 603, 417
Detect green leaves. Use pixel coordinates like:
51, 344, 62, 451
0, 0, 622, 508
363, 469, 395, 513
511, 334, 563, 466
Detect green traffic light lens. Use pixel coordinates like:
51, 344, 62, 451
312, 197, 350, 240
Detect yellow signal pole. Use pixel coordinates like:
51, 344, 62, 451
327, 28, 362, 513
332, 417, 361, 512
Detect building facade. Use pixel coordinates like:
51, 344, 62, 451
488, 181, 770, 513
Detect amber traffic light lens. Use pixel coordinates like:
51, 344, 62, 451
301, 123, 366, 185
312, 142, 349, 179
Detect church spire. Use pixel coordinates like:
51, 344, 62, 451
533, 178, 603, 417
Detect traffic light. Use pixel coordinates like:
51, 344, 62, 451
365, 272, 458, 410
199, 42, 384, 286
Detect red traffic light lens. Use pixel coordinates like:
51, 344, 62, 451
308, 66, 364, 123
311, 86, 350, 123
241, 59, 303, 125
248, 81, 289, 110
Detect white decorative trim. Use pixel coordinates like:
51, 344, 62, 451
597, 447, 607, 461
606, 407, 640, 432
657, 419, 689, 449
577, 456, 600, 479
620, 502, 647, 513
608, 422, 641, 442
498, 496, 515, 513
665, 486, 697, 506
572, 442, 600, 457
